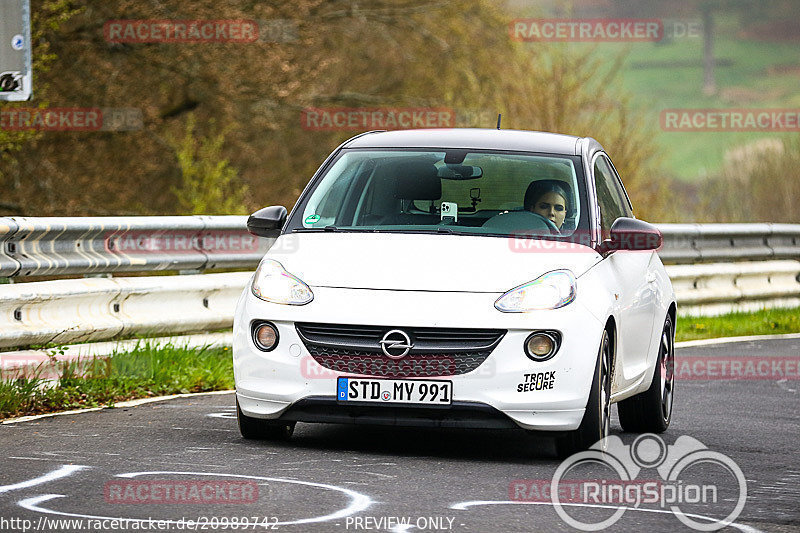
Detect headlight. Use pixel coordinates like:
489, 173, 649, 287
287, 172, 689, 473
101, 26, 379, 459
494, 270, 576, 312
251, 259, 313, 305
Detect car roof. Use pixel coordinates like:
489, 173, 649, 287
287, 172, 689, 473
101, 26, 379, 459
342, 128, 602, 156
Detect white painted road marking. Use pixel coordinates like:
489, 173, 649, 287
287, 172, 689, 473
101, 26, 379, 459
675, 332, 800, 349
207, 406, 236, 418
206, 412, 236, 419
777, 379, 796, 393
19, 471, 373, 527
0, 465, 88, 494
449, 500, 765, 533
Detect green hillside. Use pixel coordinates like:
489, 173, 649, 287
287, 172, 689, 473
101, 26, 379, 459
595, 14, 800, 180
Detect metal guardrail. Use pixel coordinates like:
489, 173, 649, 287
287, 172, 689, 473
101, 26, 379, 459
1, 261, 799, 352
0, 216, 273, 278
666, 260, 800, 316
0, 217, 799, 354
658, 223, 800, 264
1, 218, 799, 278
0, 272, 249, 349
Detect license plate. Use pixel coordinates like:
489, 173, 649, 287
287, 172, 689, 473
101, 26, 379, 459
337, 378, 452, 405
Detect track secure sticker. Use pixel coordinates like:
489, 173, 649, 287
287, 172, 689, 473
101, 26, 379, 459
517, 371, 556, 392
304, 214, 321, 225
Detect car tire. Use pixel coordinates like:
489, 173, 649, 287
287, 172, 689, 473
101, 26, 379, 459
236, 399, 296, 440
555, 328, 611, 458
617, 315, 674, 433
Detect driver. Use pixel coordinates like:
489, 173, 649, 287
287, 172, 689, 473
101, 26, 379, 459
523, 181, 569, 230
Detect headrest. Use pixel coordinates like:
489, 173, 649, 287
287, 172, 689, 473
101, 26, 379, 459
524, 179, 572, 213
392, 161, 442, 200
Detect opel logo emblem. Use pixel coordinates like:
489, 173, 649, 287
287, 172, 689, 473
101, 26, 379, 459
379, 329, 413, 359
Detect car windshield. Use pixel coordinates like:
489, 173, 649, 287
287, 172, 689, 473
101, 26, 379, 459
287, 149, 588, 238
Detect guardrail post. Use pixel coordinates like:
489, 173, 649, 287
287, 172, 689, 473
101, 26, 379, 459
0, 217, 21, 278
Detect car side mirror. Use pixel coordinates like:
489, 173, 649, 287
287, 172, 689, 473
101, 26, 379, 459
598, 217, 662, 255
247, 206, 287, 238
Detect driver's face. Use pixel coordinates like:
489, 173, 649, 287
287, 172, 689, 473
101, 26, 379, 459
531, 191, 567, 228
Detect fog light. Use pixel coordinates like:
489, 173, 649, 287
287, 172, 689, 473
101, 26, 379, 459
252, 322, 279, 351
524, 331, 560, 361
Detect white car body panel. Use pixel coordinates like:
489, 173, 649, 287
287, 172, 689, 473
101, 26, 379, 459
234, 281, 607, 431
269, 232, 602, 292
234, 233, 672, 431
233, 129, 677, 434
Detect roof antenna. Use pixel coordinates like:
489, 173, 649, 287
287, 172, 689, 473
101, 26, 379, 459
496, 113, 502, 130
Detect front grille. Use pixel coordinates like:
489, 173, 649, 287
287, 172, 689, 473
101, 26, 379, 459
296, 323, 505, 378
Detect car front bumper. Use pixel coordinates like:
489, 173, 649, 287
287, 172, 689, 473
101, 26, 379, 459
233, 285, 606, 432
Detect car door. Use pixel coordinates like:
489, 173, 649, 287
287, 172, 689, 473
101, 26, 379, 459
593, 154, 656, 392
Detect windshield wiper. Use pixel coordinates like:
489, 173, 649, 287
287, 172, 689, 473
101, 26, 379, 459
293, 226, 387, 234
293, 225, 339, 233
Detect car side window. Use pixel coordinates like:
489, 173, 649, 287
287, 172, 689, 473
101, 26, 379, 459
593, 155, 628, 235
604, 157, 633, 218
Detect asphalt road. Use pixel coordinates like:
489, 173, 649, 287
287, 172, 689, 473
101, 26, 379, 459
0, 338, 798, 533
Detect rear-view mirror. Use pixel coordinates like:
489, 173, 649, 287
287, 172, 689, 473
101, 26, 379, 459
438, 165, 483, 179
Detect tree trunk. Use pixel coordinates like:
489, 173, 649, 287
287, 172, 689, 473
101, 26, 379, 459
702, 7, 716, 95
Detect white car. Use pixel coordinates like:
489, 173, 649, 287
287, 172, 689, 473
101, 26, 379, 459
233, 128, 676, 455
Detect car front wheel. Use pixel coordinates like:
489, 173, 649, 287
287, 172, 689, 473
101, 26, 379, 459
555, 328, 611, 458
617, 315, 674, 433
236, 399, 296, 440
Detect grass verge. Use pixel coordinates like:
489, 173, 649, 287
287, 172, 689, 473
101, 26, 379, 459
0, 342, 233, 420
676, 306, 800, 342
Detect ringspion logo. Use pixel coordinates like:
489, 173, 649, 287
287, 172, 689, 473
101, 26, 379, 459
510, 479, 663, 503
550, 434, 747, 531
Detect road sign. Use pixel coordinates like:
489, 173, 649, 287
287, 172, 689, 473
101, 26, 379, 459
0, 0, 32, 101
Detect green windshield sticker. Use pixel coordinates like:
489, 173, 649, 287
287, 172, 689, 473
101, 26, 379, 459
305, 214, 321, 224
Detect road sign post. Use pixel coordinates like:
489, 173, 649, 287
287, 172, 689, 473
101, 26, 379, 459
0, 0, 32, 101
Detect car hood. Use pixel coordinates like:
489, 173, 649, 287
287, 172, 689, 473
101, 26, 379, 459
266, 232, 601, 293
